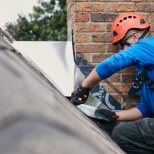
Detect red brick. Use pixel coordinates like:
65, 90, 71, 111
121, 74, 136, 83
91, 13, 118, 22
74, 23, 105, 32
120, 66, 135, 73
75, 13, 89, 22
106, 23, 112, 32
74, 33, 89, 42
106, 44, 119, 53
91, 0, 119, 1
91, 53, 107, 63
107, 84, 131, 93
136, 3, 154, 11
106, 3, 135, 12
70, 5, 75, 16
75, 0, 88, 1
75, 2, 104, 12
107, 74, 120, 83
149, 13, 154, 22
150, 31, 154, 36
67, 0, 74, 10
95, 0, 145, 1
76, 53, 91, 62
75, 44, 105, 52
92, 33, 111, 42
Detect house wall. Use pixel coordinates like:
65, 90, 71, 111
66, 0, 154, 107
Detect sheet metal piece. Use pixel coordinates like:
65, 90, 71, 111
85, 93, 109, 108
77, 104, 108, 121
12, 41, 85, 97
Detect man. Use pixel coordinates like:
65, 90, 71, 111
70, 12, 154, 154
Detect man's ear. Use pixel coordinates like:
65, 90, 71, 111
133, 32, 139, 42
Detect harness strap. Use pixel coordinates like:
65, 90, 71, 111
119, 29, 149, 49
138, 29, 149, 40
128, 67, 154, 97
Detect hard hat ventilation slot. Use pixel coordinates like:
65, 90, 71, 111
140, 19, 146, 24
113, 30, 118, 36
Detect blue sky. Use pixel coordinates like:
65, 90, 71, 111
0, 0, 38, 29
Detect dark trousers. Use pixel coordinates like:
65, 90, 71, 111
111, 118, 154, 154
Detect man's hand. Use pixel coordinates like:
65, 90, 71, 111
70, 85, 90, 105
95, 109, 119, 123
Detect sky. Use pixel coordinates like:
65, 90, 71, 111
0, 0, 38, 29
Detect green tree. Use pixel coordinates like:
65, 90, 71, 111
5, 0, 67, 41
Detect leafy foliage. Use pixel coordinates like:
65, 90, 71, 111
5, 0, 67, 41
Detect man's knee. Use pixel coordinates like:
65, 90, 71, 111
111, 122, 126, 145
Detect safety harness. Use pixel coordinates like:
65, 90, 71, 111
119, 29, 153, 97
128, 67, 154, 97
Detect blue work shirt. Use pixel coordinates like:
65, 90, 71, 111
96, 36, 154, 117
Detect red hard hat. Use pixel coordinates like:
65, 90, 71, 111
111, 12, 150, 44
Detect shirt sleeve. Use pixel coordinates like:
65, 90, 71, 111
96, 49, 135, 79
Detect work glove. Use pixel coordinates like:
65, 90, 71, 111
95, 109, 118, 123
70, 85, 90, 105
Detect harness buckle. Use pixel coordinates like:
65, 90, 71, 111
128, 77, 142, 97
132, 78, 142, 89
144, 76, 153, 87
128, 67, 154, 97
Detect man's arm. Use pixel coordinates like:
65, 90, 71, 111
95, 107, 143, 123
82, 68, 102, 88
71, 50, 134, 105
116, 107, 143, 121
82, 48, 135, 88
